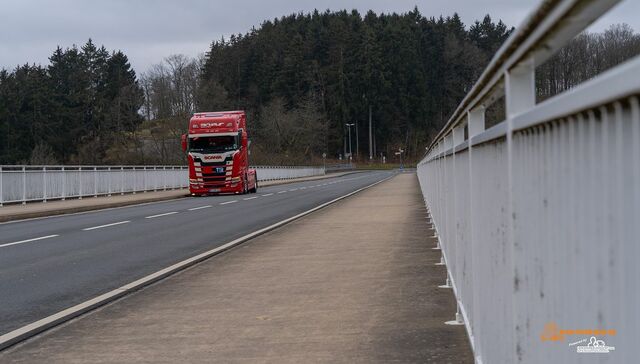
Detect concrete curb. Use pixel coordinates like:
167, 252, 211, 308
0, 173, 395, 352
0, 172, 359, 224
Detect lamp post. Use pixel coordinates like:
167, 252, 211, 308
345, 123, 354, 161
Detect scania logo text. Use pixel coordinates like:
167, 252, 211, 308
203, 155, 223, 160
199, 122, 225, 128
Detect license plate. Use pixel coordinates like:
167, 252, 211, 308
209, 188, 220, 193
215, 167, 225, 173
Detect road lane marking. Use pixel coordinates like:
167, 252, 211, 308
261, 193, 273, 197
145, 212, 178, 219
288, 188, 298, 192
220, 200, 237, 205
243, 197, 258, 200
0, 235, 59, 249
299, 187, 306, 190
188, 205, 212, 211
82, 221, 130, 231
278, 191, 287, 194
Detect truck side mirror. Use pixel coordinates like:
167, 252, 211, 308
181, 134, 187, 152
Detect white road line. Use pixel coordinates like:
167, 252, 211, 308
0, 235, 59, 249
188, 205, 212, 211
299, 187, 307, 190
288, 188, 298, 192
315, 184, 321, 187
145, 212, 178, 219
82, 221, 130, 231
277, 191, 287, 194
261, 193, 274, 197
220, 200, 237, 205
308, 186, 315, 188
243, 197, 258, 200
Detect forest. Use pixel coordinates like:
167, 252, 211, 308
1, 8, 639, 165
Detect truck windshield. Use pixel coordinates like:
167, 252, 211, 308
189, 135, 238, 153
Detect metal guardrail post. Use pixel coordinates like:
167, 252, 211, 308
22, 166, 26, 204
121, 167, 124, 195
0, 166, 3, 207
43, 166, 47, 203
108, 167, 112, 196
78, 167, 82, 200
93, 166, 98, 197
62, 166, 66, 200
467, 107, 485, 138
132, 167, 137, 195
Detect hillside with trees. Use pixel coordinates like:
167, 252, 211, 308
0, 40, 143, 164
198, 9, 511, 163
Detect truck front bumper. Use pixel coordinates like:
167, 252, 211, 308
189, 182, 242, 195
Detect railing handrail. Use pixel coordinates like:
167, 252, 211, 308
424, 0, 621, 157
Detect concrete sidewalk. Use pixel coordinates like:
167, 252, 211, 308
0, 172, 356, 223
0, 173, 473, 363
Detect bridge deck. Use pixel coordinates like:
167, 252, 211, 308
0, 173, 472, 363
0, 172, 353, 223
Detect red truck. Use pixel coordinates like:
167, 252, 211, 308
181, 111, 257, 195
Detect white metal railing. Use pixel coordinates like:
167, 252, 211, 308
253, 165, 325, 181
0, 165, 326, 205
0, 166, 188, 206
326, 163, 356, 172
417, 0, 637, 363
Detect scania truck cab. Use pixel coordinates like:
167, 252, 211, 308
181, 111, 257, 195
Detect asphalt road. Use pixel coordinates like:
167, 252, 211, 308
0, 170, 394, 336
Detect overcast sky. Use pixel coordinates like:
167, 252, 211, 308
0, 0, 637, 75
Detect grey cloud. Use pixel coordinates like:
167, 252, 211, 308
0, 0, 637, 73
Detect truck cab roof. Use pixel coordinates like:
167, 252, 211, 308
189, 111, 246, 135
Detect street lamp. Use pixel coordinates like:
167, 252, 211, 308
345, 123, 354, 161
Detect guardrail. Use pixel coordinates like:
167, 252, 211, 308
417, 0, 637, 363
326, 163, 356, 172
253, 165, 325, 181
0, 165, 326, 206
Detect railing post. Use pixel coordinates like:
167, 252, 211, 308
108, 167, 112, 196
22, 166, 26, 204
444, 134, 453, 153
121, 167, 125, 195
93, 166, 98, 197
467, 106, 486, 138
62, 166, 66, 200
467, 104, 485, 354
43, 166, 47, 203
0, 165, 3, 207
78, 167, 82, 200
505, 57, 535, 118
504, 57, 534, 362
132, 167, 137, 195
452, 125, 465, 147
